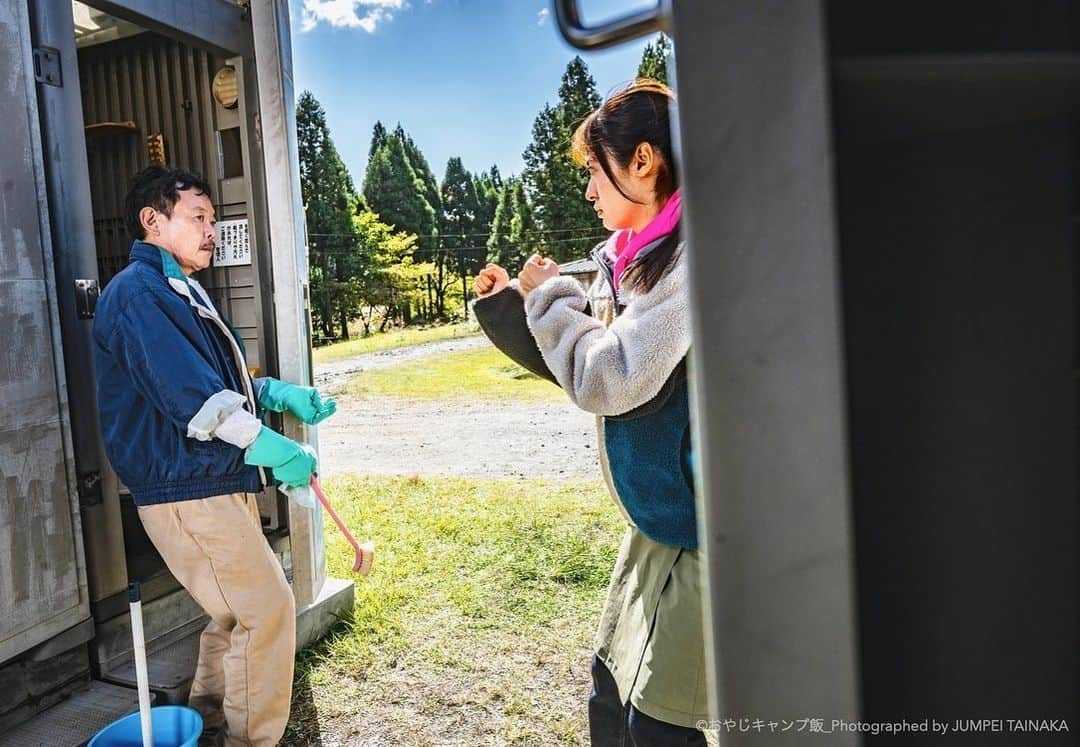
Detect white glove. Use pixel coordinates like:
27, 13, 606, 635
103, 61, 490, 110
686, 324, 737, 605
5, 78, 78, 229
278, 444, 318, 509
280, 482, 317, 509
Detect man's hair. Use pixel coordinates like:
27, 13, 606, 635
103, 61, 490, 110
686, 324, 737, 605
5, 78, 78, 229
124, 165, 212, 240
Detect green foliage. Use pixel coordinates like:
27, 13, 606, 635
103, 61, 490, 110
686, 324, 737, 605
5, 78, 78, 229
637, 33, 671, 85
297, 91, 363, 340
368, 120, 387, 159
507, 179, 537, 262
349, 211, 431, 335
486, 176, 515, 267
397, 124, 443, 221
363, 123, 490, 321
522, 104, 559, 233
472, 165, 502, 249
558, 56, 603, 130
362, 133, 437, 251
488, 177, 538, 270
440, 157, 485, 276
522, 57, 604, 263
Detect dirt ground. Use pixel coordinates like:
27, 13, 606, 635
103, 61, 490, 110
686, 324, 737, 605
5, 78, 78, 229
314, 337, 601, 481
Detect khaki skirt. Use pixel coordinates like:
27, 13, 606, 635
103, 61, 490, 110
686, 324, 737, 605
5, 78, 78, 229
594, 525, 710, 728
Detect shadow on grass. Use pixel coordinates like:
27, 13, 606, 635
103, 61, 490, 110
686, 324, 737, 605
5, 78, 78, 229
281, 613, 355, 746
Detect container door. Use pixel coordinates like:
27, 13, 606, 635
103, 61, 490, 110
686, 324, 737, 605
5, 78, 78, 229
0, 0, 90, 664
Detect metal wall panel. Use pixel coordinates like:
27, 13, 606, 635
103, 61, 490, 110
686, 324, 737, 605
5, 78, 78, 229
0, 0, 89, 664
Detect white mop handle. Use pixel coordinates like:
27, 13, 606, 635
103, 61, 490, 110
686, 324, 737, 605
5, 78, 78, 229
128, 582, 154, 747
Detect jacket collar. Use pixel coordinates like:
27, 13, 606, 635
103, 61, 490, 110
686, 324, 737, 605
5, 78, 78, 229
590, 234, 672, 306
129, 240, 218, 318
597, 232, 669, 269
130, 240, 187, 280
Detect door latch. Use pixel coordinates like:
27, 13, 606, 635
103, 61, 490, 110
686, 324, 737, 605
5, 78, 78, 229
75, 279, 100, 319
33, 46, 62, 87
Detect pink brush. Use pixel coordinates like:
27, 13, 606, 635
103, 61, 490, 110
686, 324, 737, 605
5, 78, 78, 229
311, 476, 374, 576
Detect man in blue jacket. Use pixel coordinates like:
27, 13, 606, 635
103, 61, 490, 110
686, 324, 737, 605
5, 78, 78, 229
93, 166, 336, 746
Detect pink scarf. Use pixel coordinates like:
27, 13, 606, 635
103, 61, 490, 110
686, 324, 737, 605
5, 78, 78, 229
608, 188, 682, 290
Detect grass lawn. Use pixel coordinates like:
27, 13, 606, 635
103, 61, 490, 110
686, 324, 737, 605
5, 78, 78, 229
313, 322, 479, 364
285, 475, 622, 746
347, 345, 564, 403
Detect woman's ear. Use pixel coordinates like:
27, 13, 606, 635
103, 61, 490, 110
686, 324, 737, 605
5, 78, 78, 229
139, 206, 159, 237
630, 142, 660, 189
631, 142, 658, 179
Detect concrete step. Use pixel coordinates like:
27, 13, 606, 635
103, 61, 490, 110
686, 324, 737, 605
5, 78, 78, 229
103, 576, 355, 705
101, 621, 204, 705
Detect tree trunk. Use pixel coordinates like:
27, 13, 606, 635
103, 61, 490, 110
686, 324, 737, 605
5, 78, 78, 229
435, 255, 446, 318
320, 300, 333, 340
461, 253, 469, 320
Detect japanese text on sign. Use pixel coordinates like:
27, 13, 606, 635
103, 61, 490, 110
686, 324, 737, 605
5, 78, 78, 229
214, 219, 251, 267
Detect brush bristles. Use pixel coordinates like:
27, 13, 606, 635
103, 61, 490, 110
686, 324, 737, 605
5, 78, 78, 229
354, 541, 375, 576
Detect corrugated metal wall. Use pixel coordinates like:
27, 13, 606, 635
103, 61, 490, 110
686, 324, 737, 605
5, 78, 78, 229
77, 31, 262, 371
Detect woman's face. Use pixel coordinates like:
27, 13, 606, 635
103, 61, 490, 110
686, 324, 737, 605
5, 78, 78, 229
584, 148, 661, 233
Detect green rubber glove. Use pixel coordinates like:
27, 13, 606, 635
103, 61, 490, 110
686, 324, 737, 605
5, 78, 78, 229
257, 378, 337, 425
244, 426, 317, 488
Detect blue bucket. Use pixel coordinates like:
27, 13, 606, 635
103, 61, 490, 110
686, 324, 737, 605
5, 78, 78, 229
88, 705, 203, 747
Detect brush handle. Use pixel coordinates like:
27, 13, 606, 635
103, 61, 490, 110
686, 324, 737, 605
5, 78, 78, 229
128, 583, 154, 747
311, 476, 366, 572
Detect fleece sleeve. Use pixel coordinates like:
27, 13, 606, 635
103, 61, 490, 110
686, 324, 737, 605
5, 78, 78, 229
474, 285, 559, 385
524, 254, 691, 416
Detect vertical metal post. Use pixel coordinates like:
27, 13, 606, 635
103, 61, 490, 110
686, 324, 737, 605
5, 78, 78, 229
249, 0, 325, 607
671, 1, 861, 740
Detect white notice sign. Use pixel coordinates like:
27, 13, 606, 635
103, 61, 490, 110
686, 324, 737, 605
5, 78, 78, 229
214, 219, 251, 267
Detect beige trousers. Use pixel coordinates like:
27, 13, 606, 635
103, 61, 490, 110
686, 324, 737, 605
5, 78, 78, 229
138, 493, 295, 746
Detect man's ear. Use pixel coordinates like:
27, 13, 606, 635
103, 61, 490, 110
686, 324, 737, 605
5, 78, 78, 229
139, 206, 159, 237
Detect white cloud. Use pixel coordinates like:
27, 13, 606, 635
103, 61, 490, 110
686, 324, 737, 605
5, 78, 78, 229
301, 0, 406, 33
537, 7, 549, 26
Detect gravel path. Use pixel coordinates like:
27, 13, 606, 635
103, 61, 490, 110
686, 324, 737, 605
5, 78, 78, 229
314, 337, 602, 481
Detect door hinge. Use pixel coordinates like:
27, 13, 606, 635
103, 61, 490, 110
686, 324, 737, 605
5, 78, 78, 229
33, 46, 62, 87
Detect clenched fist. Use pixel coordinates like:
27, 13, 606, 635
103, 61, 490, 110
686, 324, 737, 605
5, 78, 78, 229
518, 254, 560, 298
474, 263, 510, 299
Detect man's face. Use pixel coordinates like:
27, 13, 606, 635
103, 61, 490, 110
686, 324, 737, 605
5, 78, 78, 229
146, 187, 216, 275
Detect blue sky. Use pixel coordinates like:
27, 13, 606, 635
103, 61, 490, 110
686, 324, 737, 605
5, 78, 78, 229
287, 0, 659, 185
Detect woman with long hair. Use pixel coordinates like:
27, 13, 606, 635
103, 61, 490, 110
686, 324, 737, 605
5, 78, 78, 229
474, 79, 708, 746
